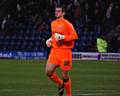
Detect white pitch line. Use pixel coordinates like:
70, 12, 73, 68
0, 89, 120, 96
34, 92, 120, 96
0, 89, 119, 92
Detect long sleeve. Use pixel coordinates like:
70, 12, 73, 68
64, 23, 78, 41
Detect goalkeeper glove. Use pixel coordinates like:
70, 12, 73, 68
46, 38, 52, 48
54, 33, 65, 41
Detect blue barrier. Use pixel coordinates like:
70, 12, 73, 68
0, 51, 47, 59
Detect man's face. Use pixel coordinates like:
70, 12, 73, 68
55, 8, 64, 18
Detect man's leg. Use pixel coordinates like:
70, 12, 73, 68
61, 71, 72, 96
45, 63, 64, 96
45, 63, 63, 87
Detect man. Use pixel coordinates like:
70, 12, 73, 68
97, 34, 108, 52
45, 5, 78, 96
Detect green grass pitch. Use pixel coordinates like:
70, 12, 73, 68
0, 59, 120, 96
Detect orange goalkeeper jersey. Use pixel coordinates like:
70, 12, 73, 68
51, 18, 78, 49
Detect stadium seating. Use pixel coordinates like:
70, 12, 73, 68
0, 23, 97, 52
0, 0, 119, 52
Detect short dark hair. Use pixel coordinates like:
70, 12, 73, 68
56, 4, 66, 12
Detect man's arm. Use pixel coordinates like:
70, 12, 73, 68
54, 23, 78, 41
46, 37, 52, 47
64, 23, 78, 41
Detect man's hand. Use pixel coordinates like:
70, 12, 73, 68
54, 33, 65, 41
46, 38, 52, 48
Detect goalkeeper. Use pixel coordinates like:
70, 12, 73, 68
45, 4, 78, 96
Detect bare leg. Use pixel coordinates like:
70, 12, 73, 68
45, 63, 63, 87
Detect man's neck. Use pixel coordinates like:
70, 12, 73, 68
56, 17, 64, 21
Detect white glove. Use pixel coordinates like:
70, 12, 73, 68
46, 38, 52, 48
54, 33, 65, 41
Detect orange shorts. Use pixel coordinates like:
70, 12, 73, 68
47, 48, 72, 71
